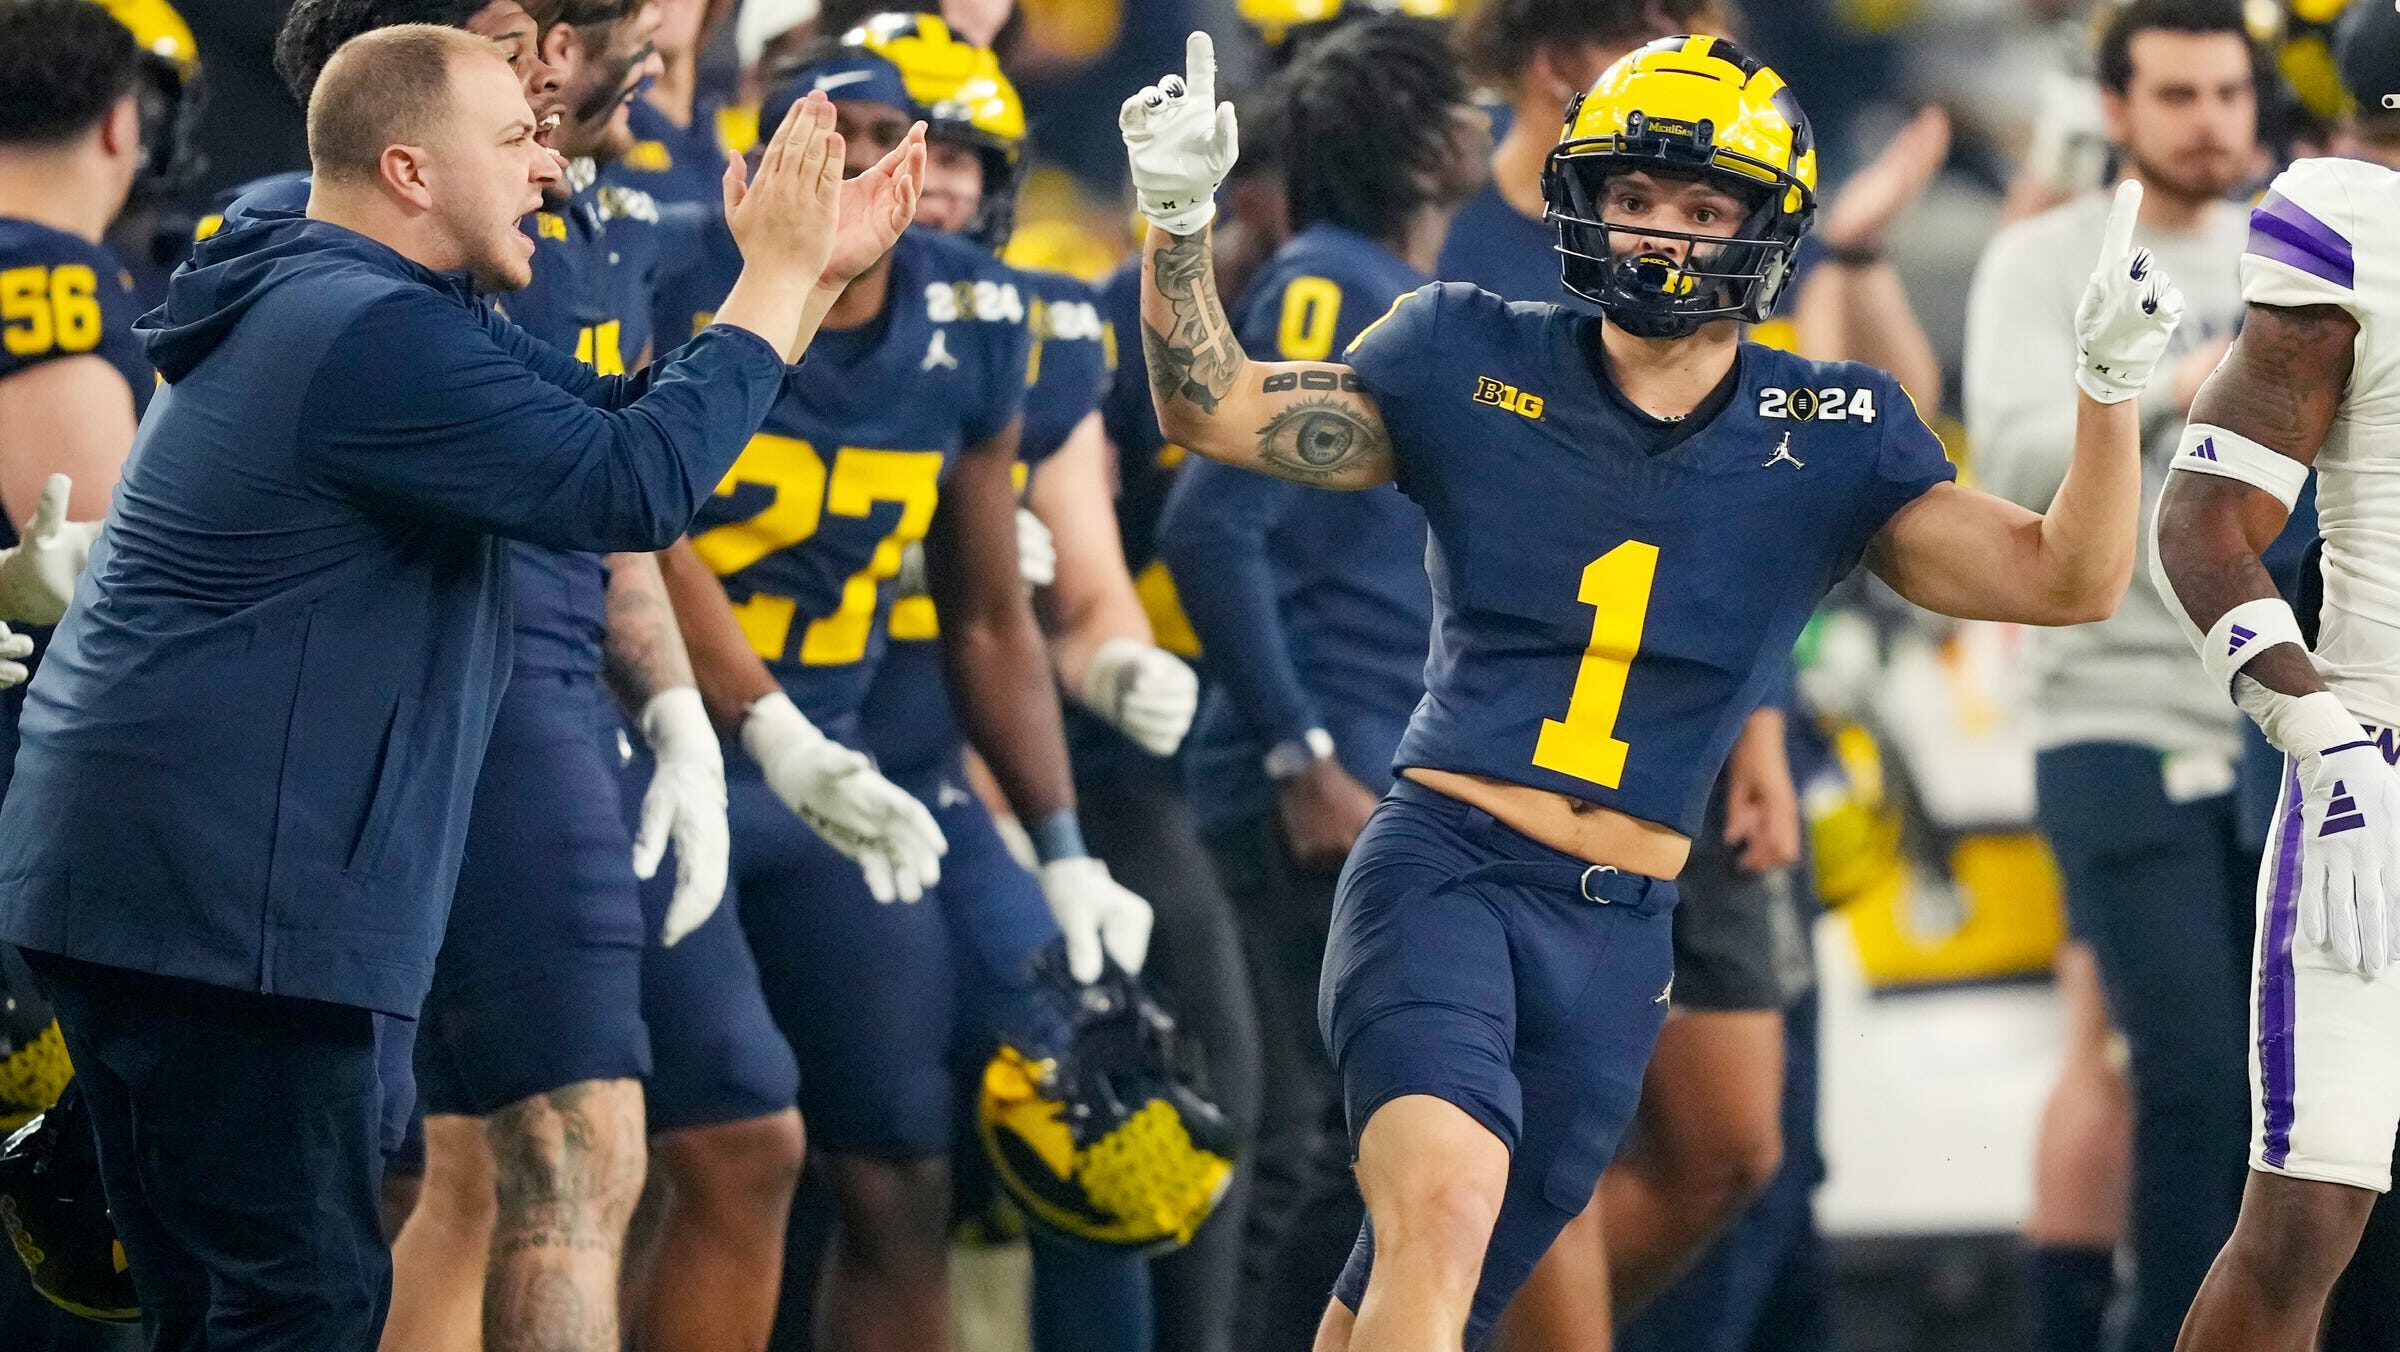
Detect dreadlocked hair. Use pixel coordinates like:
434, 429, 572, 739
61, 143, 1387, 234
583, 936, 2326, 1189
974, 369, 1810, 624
1280, 16, 1468, 241
1455, 0, 1726, 91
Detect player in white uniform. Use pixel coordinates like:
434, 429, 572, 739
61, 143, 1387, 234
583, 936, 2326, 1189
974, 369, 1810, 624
2154, 153, 2400, 1349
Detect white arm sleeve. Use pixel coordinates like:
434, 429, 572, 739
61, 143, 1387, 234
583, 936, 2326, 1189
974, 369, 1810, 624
2241, 158, 2370, 318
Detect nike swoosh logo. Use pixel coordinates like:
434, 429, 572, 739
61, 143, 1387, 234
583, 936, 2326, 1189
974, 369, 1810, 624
814, 70, 875, 93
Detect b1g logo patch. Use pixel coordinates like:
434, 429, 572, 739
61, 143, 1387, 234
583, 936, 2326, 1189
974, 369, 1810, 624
1473, 375, 1545, 419
1758, 386, 1878, 424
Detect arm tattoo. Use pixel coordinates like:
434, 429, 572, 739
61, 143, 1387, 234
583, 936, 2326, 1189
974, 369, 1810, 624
602, 552, 698, 713
1143, 231, 1241, 414
2156, 475, 2325, 698
1256, 396, 1383, 483
2161, 302, 2356, 698
2190, 302, 2355, 450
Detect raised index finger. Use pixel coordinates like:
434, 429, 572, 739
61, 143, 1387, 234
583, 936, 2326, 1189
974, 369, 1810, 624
2100, 178, 2141, 273
26, 473, 69, 539
1185, 30, 1216, 111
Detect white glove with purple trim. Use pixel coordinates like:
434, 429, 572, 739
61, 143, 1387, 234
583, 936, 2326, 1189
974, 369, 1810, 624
2294, 732, 2400, 976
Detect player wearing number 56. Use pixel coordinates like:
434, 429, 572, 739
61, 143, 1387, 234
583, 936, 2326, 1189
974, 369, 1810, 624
0, 26, 921, 1349
1125, 29, 2177, 1352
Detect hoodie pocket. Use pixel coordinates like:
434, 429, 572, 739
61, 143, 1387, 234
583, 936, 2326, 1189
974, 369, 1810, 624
345, 694, 418, 878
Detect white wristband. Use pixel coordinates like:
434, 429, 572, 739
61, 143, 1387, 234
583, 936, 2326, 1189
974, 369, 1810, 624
2202, 597, 2308, 696
2239, 685, 2370, 760
2168, 423, 2311, 511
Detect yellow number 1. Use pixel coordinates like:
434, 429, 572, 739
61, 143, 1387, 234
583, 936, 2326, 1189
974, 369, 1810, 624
1531, 540, 1659, 790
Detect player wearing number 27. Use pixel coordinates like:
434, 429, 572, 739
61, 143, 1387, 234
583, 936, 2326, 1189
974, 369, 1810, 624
1124, 30, 2182, 1351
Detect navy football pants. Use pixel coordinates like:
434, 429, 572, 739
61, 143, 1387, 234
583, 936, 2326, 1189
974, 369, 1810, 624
417, 672, 648, 1118
1322, 779, 1676, 1349
25, 952, 394, 1352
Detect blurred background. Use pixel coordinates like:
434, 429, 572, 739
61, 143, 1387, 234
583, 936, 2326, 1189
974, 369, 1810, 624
102, 0, 2400, 1348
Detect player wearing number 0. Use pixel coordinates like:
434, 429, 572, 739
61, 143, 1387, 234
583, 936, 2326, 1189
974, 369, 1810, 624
1125, 30, 2179, 1349
2157, 153, 2400, 1350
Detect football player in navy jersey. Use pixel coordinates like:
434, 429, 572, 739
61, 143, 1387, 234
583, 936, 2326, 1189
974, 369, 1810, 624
842, 20, 1213, 1351
608, 0, 738, 219
643, 24, 1153, 1350
0, 6, 174, 1343
1438, 8, 1958, 1345
195, 0, 572, 277
368, 5, 712, 1351
1155, 20, 1479, 1351
1125, 31, 2180, 1350
0, 0, 171, 782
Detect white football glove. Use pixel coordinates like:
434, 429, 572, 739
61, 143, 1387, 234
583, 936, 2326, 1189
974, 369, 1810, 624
2295, 735, 2400, 976
0, 621, 29, 689
1119, 31, 1239, 237
0, 474, 103, 626
1078, 637, 1197, 757
742, 691, 947, 903
2074, 179, 2186, 404
632, 687, 731, 947
1016, 506, 1056, 588
1038, 855, 1153, 983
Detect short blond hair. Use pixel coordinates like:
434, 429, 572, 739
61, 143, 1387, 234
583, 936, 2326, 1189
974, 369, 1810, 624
306, 23, 505, 185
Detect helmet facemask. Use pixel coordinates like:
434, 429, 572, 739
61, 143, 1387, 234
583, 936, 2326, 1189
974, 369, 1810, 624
928, 122, 1022, 250
1544, 111, 1814, 338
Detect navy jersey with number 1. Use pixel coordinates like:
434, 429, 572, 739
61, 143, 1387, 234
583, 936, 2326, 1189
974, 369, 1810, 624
1346, 282, 1953, 835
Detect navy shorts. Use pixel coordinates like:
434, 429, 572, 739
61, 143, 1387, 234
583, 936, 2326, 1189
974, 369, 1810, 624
735, 756, 1055, 1157
1321, 779, 1676, 1348
627, 735, 802, 1136
416, 672, 650, 1118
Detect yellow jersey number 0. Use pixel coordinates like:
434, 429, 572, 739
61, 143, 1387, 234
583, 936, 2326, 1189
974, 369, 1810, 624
1275, 276, 1342, 362
0, 264, 102, 358
1531, 540, 1659, 790
690, 433, 944, 666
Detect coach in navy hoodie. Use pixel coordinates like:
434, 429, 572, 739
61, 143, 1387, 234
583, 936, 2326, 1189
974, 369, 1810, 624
0, 25, 917, 1347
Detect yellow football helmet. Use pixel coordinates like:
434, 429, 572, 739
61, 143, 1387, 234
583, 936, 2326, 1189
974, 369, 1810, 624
1239, 0, 1457, 49
976, 951, 1235, 1252
1542, 35, 1816, 336
92, 0, 205, 194
843, 13, 1027, 248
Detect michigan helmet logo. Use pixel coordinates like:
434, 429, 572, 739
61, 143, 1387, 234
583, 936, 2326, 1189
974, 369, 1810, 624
833, 13, 1028, 248
976, 951, 1235, 1252
1541, 35, 1816, 337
